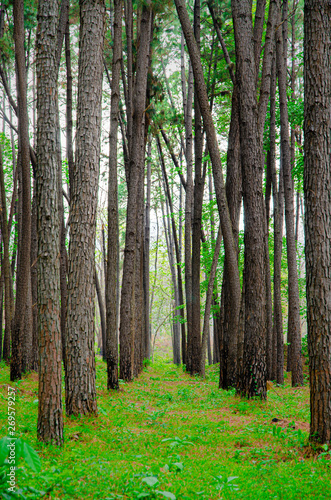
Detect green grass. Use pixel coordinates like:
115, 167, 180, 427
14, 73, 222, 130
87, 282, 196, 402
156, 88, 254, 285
0, 358, 330, 499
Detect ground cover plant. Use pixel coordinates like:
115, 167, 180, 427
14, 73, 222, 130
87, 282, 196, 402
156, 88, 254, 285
0, 358, 330, 500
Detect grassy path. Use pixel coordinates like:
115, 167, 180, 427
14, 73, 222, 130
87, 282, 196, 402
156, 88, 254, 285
0, 358, 330, 499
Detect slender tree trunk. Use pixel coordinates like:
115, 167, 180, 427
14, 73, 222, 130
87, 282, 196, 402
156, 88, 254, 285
175, 0, 241, 387
0, 145, 13, 367
133, 169, 145, 377
184, 61, 193, 373
65, 0, 105, 415
95, 267, 106, 359
269, 53, 284, 383
120, 3, 152, 381
160, 184, 181, 365
30, 180, 38, 371
144, 139, 151, 360
11, 0, 32, 381
304, 0, 331, 444
36, 0, 63, 444
157, 136, 186, 365
276, 2, 303, 386
189, 0, 204, 375
265, 147, 273, 381
65, 19, 74, 198
200, 225, 222, 377
106, 0, 121, 390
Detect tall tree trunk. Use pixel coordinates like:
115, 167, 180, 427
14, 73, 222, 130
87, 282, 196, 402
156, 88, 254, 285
0, 145, 13, 366
65, 0, 105, 415
184, 61, 193, 373
119, 3, 152, 381
269, 53, 284, 383
265, 148, 273, 381
11, 0, 32, 381
106, 0, 121, 390
65, 19, 74, 198
190, 0, 204, 375
133, 169, 145, 377
232, 0, 267, 399
276, 2, 303, 387
174, 0, 241, 387
143, 139, 152, 360
157, 136, 185, 365
304, 0, 331, 444
160, 183, 181, 365
30, 180, 38, 371
220, 86, 241, 389
36, 0, 63, 444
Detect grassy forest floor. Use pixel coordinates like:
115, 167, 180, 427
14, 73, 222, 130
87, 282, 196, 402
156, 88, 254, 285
0, 357, 330, 500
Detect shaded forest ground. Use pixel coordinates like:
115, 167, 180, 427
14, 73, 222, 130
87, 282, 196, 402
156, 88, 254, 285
0, 358, 330, 499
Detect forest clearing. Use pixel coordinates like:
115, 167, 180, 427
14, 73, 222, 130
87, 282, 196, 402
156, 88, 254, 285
1, 357, 330, 500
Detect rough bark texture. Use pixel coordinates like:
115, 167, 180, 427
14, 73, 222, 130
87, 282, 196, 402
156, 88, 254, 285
30, 181, 38, 371
220, 86, 241, 389
269, 54, 284, 383
184, 62, 193, 373
143, 140, 151, 361
304, 0, 331, 444
65, 19, 74, 198
106, 0, 121, 390
232, 0, 267, 399
276, 4, 303, 386
190, 0, 203, 375
65, 0, 105, 415
175, 0, 241, 382
56, 0, 69, 366
11, 0, 32, 381
119, 4, 152, 381
36, 0, 63, 444
0, 145, 13, 366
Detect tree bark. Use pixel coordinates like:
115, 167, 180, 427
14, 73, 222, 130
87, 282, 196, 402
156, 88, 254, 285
0, 145, 13, 366
36, 0, 63, 444
95, 267, 106, 359
106, 0, 121, 390
119, 3, 152, 381
232, 0, 267, 399
200, 225, 222, 377
174, 0, 241, 385
30, 181, 38, 371
144, 139, 152, 360
269, 53, 284, 383
157, 136, 186, 365
304, 0, 331, 444
65, 0, 105, 415
184, 60, 193, 373
10, 0, 32, 381
190, 0, 204, 375
276, 2, 303, 386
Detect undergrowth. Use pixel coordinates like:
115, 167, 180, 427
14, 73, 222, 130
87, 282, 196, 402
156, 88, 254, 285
0, 357, 330, 499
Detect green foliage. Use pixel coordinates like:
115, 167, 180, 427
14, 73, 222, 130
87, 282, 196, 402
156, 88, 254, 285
0, 359, 327, 499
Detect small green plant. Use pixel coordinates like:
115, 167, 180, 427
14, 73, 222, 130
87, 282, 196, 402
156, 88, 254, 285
162, 436, 194, 449
214, 474, 240, 493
